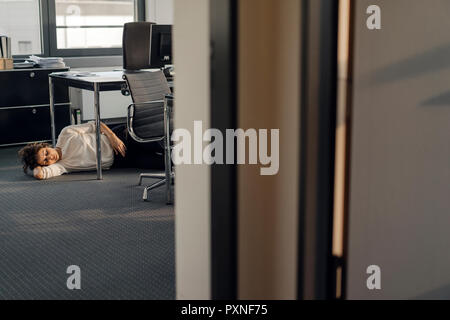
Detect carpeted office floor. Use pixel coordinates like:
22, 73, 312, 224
0, 146, 175, 300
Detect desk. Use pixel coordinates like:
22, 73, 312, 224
49, 71, 127, 180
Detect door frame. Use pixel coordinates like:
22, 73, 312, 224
297, 0, 339, 300
210, 0, 238, 300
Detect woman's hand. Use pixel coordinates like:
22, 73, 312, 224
33, 166, 44, 180
110, 135, 127, 157
100, 122, 127, 157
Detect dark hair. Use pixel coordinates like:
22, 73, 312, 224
18, 142, 50, 173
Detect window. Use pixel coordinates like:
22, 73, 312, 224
55, 0, 135, 50
0, 0, 145, 57
49, 0, 145, 56
0, 0, 43, 55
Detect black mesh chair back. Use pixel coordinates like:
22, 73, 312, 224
122, 22, 154, 70
125, 70, 171, 104
123, 70, 172, 140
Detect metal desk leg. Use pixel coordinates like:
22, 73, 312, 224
49, 77, 56, 147
93, 82, 102, 180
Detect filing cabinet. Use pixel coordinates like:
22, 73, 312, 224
0, 67, 70, 146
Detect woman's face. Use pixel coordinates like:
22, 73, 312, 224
36, 147, 60, 166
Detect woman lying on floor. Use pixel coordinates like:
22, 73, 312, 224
18, 121, 164, 180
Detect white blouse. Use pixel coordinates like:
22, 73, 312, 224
41, 122, 114, 179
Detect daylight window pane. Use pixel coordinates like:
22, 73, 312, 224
57, 27, 124, 49
55, 0, 135, 49
0, 0, 42, 55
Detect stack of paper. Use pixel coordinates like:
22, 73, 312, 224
29, 55, 66, 68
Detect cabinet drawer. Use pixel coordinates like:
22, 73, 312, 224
0, 69, 69, 107
0, 104, 70, 145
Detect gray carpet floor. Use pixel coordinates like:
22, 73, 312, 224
0, 146, 175, 300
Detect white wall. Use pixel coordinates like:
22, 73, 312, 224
80, 91, 131, 120
174, 0, 211, 300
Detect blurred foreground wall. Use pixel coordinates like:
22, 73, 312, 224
347, 0, 450, 299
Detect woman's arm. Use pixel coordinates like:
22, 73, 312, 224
100, 122, 127, 157
33, 166, 44, 180
33, 163, 67, 180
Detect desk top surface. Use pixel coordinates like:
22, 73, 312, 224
49, 69, 173, 92
0, 66, 69, 73
50, 69, 166, 83
50, 70, 126, 83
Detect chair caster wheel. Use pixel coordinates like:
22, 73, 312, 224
143, 188, 149, 201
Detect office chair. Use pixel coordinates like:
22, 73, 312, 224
122, 21, 154, 70
123, 70, 174, 204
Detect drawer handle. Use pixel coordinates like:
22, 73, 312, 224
30, 72, 35, 78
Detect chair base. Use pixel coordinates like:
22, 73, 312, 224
139, 172, 165, 185
140, 172, 175, 204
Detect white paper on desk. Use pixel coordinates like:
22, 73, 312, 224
29, 55, 66, 68
29, 55, 64, 63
